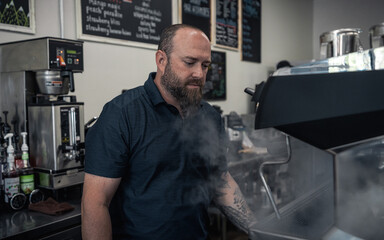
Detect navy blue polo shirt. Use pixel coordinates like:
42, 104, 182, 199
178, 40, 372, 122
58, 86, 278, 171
85, 73, 228, 240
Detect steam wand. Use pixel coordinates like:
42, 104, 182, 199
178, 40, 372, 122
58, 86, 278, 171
258, 134, 292, 220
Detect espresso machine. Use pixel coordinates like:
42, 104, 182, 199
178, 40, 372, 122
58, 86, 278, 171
242, 45, 384, 239
0, 37, 85, 190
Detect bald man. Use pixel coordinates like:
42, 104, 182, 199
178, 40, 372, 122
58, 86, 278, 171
82, 24, 254, 240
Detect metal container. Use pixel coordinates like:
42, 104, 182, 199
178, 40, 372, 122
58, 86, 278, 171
369, 23, 384, 48
35, 70, 70, 95
28, 102, 85, 189
320, 28, 363, 59
28, 103, 84, 169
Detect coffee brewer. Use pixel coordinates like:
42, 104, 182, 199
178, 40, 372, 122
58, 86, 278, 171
0, 37, 85, 190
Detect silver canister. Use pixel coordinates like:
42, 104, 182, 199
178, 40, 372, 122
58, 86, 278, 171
369, 23, 384, 48
320, 28, 363, 59
35, 70, 70, 95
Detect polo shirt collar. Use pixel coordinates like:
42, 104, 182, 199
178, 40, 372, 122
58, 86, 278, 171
144, 72, 166, 107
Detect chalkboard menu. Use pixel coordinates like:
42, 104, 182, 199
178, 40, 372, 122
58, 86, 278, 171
242, 0, 261, 62
180, 0, 211, 39
80, 0, 172, 45
203, 51, 226, 100
215, 0, 238, 49
0, 0, 34, 33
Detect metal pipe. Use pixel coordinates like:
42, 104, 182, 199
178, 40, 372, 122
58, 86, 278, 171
258, 134, 292, 219
69, 107, 77, 159
69, 107, 76, 147
59, 0, 64, 38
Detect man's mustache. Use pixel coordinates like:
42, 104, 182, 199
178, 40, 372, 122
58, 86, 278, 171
185, 79, 204, 87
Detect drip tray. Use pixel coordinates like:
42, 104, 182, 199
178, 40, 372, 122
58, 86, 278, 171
35, 168, 84, 190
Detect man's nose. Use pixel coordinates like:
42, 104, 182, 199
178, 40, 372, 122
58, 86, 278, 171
192, 65, 205, 79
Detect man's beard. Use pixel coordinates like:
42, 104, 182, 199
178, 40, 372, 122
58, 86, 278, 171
161, 62, 203, 118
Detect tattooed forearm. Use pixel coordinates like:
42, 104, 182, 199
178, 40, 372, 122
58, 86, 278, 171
217, 188, 251, 233
213, 171, 256, 233
234, 188, 249, 216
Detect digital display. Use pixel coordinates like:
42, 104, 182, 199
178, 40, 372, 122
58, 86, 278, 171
67, 50, 77, 54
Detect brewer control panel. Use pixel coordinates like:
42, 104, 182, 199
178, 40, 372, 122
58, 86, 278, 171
49, 39, 83, 71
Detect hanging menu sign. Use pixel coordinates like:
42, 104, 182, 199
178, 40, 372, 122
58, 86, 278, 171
181, 0, 211, 40
241, 0, 261, 62
203, 51, 226, 100
80, 0, 172, 45
215, 0, 238, 49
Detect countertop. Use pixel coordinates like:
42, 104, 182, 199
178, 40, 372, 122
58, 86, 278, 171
0, 199, 81, 240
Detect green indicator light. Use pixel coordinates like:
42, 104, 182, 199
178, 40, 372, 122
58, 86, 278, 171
67, 50, 77, 54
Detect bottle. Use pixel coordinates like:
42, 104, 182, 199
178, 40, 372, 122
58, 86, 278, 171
2, 111, 11, 135
19, 132, 35, 196
0, 117, 5, 207
12, 120, 23, 169
3, 133, 20, 204
0, 145, 5, 208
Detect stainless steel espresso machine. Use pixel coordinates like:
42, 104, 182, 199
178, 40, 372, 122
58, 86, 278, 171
242, 46, 384, 239
0, 37, 85, 190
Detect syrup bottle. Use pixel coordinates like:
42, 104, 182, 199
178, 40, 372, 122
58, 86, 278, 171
19, 132, 35, 196
3, 133, 20, 204
0, 116, 5, 206
12, 120, 22, 169
2, 111, 11, 135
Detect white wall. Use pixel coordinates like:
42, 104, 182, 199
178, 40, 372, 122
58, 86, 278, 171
0, 0, 313, 122
313, 0, 384, 59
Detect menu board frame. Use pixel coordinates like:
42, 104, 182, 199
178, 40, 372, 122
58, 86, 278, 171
179, 0, 212, 40
213, 0, 240, 50
0, 0, 35, 34
241, 0, 261, 63
203, 50, 226, 101
75, 0, 174, 49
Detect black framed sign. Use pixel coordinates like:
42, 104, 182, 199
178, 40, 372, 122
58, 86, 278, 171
241, 0, 261, 63
77, 0, 172, 47
0, 0, 35, 34
180, 0, 211, 40
215, 0, 238, 49
203, 50, 226, 100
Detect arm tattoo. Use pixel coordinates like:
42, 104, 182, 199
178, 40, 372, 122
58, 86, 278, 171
219, 205, 249, 233
234, 188, 248, 216
213, 171, 254, 233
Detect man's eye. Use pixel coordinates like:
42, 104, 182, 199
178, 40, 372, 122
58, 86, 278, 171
185, 61, 194, 65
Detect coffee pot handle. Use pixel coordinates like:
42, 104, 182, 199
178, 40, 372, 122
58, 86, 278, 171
61, 70, 75, 92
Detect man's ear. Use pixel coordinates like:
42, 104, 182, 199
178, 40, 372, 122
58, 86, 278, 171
156, 50, 167, 73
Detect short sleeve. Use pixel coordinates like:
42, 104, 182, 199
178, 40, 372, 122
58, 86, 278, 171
84, 101, 130, 178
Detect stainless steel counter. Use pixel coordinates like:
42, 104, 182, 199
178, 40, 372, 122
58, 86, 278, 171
0, 199, 81, 240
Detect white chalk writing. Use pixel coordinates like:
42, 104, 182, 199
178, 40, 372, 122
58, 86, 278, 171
216, 0, 238, 47
82, 0, 170, 43
183, 3, 210, 18
85, 0, 127, 37
133, 2, 161, 41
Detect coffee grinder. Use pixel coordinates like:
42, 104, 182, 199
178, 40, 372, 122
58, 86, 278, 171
0, 37, 85, 191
